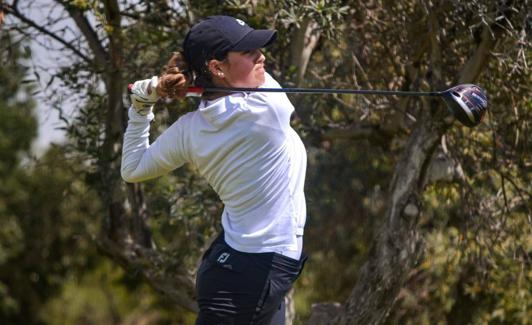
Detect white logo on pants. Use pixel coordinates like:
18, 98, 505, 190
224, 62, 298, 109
217, 252, 230, 263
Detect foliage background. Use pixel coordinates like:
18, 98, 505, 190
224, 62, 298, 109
1, 0, 530, 324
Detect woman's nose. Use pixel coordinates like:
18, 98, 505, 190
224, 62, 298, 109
256, 50, 265, 63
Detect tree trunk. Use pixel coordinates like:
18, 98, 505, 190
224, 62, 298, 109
61, 0, 200, 312
332, 109, 448, 324
290, 17, 320, 86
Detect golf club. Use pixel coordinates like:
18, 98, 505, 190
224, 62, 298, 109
128, 83, 488, 128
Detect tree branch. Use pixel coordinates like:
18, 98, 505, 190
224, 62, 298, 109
290, 17, 321, 86
58, 0, 109, 69
459, 23, 500, 83
97, 235, 198, 312
4, 2, 92, 63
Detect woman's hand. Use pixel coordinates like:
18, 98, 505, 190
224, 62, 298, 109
156, 67, 189, 100
130, 76, 160, 116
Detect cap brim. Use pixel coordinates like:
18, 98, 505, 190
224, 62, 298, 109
231, 29, 277, 52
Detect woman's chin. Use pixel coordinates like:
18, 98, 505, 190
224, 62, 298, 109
255, 72, 265, 87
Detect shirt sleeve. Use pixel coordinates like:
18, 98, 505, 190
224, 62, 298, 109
121, 107, 188, 183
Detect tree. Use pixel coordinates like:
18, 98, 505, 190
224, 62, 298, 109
0, 30, 111, 324
0, 30, 39, 321
3, 1, 529, 324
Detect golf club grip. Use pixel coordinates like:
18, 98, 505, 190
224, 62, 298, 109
127, 83, 203, 97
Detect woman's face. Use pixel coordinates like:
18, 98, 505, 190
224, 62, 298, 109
212, 49, 266, 88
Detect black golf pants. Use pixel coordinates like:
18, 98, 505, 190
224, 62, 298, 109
195, 235, 307, 325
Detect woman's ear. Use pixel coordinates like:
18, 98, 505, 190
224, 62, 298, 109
207, 59, 225, 78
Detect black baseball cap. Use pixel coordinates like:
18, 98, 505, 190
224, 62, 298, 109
183, 16, 277, 72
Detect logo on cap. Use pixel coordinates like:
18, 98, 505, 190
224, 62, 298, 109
235, 18, 245, 26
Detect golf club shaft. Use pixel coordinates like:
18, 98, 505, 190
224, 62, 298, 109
186, 86, 444, 97
127, 84, 445, 97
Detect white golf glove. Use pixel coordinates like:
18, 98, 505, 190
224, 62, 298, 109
129, 76, 159, 115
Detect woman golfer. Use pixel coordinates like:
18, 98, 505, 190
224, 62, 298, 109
121, 16, 307, 324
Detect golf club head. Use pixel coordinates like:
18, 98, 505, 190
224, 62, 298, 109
442, 84, 488, 127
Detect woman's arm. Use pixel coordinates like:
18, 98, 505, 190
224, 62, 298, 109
121, 108, 188, 183
121, 77, 187, 183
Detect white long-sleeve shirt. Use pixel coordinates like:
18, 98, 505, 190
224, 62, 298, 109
121, 73, 307, 255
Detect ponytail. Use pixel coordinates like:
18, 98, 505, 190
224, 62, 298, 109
161, 51, 191, 79
156, 51, 190, 99
157, 50, 218, 98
